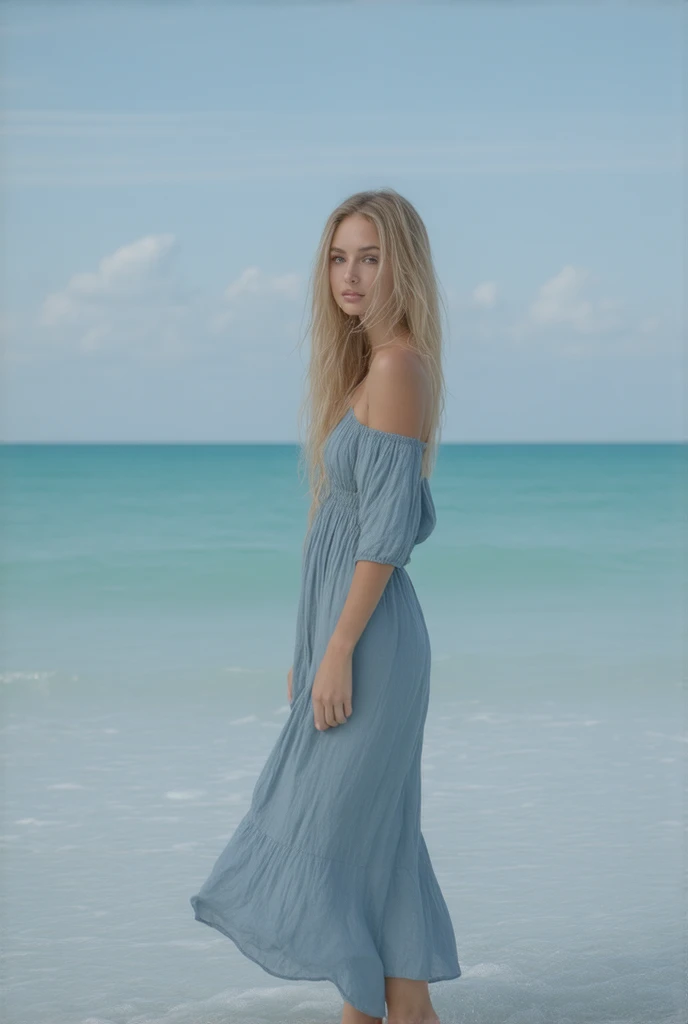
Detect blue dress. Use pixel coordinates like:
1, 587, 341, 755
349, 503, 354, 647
190, 406, 461, 1018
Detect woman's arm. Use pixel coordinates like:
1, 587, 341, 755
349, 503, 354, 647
311, 348, 428, 731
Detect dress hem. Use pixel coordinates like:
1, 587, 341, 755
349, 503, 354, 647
190, 896, 461, 1019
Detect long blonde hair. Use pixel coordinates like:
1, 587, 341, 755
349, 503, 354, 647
295, 187, 448, 535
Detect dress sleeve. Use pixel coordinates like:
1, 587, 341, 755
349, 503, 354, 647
353, 428, 425, 569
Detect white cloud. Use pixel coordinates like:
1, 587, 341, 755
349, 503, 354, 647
221, 266, 302, 302
20, 234, 305, 367
22, 241, 665, 373
209, 267, 303, 338
35, 233, 193, 361
271, 273, 302, 298
472, 281, 498, 308
222, 266, 262, 300
527, 264, 622, 335
40, 234, 177, 329
455, 264, 670, 358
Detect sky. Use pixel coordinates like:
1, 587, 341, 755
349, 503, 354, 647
1, 0, 684, 443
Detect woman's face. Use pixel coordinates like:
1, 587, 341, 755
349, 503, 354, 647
329, 213, 393, 319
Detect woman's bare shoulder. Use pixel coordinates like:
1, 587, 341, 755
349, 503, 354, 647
364, 347, 428, 441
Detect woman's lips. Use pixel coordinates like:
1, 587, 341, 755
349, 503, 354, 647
342, 293, 362, 301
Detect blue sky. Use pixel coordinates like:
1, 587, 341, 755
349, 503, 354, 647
1, 1, 683, 443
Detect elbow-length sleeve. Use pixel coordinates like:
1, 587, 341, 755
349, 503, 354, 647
353, 427, 426, 569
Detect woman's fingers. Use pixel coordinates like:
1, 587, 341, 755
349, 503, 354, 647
313, 699, 351, 730
332, 702, 349, 725
313, 697, 334, 731
313, 698, 327, 730
324, 703, 339, 728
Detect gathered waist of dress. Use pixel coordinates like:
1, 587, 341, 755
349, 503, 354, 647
324, 484, 359, 514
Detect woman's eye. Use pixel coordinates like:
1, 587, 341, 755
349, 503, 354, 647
330, 256, 377, 264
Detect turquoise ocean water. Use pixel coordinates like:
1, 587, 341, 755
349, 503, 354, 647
1, 443, 685, 1024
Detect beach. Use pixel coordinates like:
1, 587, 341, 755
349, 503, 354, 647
1, 441, 684, 1023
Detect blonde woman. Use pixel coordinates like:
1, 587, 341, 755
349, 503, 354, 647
191, 189, 461, 1024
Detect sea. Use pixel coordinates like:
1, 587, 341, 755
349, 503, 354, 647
1, 441, 685, 1024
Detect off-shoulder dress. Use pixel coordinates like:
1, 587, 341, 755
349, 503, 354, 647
190, 405, 461, 1019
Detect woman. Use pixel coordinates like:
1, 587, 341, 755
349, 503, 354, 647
190, 188, 461, 1024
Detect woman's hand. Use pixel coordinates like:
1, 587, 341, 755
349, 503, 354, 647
287, 665, 293, 703
311, 644, 353, 731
